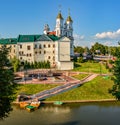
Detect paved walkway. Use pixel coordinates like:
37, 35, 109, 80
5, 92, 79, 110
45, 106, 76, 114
28, 73, 98, 101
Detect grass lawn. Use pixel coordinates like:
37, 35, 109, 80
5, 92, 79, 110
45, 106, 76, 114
73, 62, 109, 74
15, 84, 59, 96
46, 76, 115, 101
73, 74, 89, 80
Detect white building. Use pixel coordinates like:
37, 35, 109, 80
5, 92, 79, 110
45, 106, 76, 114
0, 11, 74, 70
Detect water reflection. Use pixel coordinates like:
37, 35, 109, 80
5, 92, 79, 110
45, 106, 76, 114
1, 102, 120, 125
41, 106, 71, 114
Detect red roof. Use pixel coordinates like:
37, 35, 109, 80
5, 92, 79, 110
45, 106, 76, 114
47, 31, 56, 35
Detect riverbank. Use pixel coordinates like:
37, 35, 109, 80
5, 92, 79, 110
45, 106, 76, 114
43, 99, 116, 104
13, 98, 117, 105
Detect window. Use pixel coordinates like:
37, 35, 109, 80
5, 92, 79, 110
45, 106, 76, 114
53, 51, 55, 54
39, 51, 41, 54
20, 45, 22, 49
39, 44, 41, 49
27, 45, 31, 50
65, 32, 67, 37
48, 56, 51, 59
48, 44, 50, 48
29, 53, 31, 57
53, 44, 55, 48
35, 51, 37, 54
34, 44, 37, 49
44, 50, 46, 54
44, 44, 46, 48
20, 57, 22, 60
53, 56, 55, 61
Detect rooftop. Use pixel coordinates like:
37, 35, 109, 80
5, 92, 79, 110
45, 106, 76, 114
0, 34, 60, 44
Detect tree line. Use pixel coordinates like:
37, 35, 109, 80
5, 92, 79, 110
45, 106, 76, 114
74, 42, 120, 56
11, 57, 50, 72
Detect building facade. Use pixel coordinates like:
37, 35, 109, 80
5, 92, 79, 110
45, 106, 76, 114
0, 11, 74, 70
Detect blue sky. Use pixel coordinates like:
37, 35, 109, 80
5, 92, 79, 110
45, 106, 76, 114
0, 0, 120, 47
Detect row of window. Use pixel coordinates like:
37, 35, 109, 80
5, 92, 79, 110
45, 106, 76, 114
35, 50, 55, 54
34, 44, 55, 49
19, 51, 55, 56
19, 56, 55, 60
19, 44, 55, 50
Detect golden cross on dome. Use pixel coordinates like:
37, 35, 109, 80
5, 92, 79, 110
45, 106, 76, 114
68, 8, 70, 16
59, 5, 61, 12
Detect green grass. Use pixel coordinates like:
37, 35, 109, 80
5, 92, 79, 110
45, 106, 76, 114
73, 74, 89, 80
46, 76, 115, 101
15, 84, 59, 96
73, 62, 109, 74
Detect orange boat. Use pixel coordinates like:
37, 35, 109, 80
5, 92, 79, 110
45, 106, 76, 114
20, 102, 29, 108
30, 101, 40, 108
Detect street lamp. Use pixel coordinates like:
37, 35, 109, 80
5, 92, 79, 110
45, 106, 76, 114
99, 62, 102, 75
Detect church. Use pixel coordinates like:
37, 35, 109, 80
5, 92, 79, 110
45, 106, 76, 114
0, 11, 74, 70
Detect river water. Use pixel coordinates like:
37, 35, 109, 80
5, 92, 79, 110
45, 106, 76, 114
1, 101, 120, 125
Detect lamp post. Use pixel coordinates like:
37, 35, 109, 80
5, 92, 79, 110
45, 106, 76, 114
100, 62, 102, 75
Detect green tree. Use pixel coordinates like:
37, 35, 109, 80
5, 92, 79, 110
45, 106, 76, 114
90, 42, 106, 55
74, 46, 84, 55
84, 46, 90, 54
77, 57, 84, 63
0, 45, 16, 119
30, 62, 34, 69
109, 59, 120, 100
46, 61, 50, 68
34, 61, 37, 69
11, 57, 20, 72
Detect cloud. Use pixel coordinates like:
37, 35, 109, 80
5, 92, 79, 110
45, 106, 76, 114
73, 34, 85, 46
95, 29, 120, 40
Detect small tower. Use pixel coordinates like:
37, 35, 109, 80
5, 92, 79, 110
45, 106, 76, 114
43, 24, 50, 34
66, 9, 73, 38
55, 11, 64, 37
66, 9, 74, 57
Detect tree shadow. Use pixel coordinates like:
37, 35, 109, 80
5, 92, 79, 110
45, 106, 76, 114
0, 97, 12, 120
74, 63, 81, 68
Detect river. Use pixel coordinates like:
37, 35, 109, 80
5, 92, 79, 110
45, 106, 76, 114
1, 101, 120, 125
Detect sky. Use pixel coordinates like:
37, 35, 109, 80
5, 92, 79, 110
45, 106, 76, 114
0, 0, 120, 47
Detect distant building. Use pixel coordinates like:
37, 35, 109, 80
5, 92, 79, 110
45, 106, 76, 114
0, 11, 74, 70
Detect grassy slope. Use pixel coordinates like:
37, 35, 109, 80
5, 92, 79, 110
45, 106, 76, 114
73, 74, 89, 80
15, 84, 59, 95
73, 62, 109, 74
46, 76, 115, 101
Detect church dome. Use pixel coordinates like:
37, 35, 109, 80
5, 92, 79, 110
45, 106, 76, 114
66, 16, 73, 22
56, 12, 63, 19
